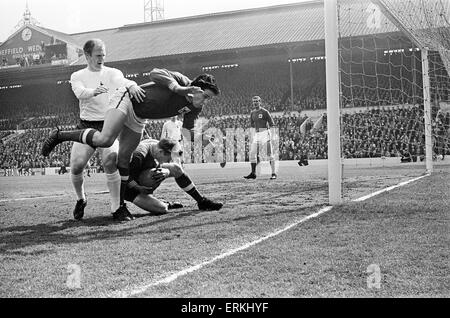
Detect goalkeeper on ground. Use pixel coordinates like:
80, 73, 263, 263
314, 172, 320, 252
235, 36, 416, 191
124, 138, 223, 215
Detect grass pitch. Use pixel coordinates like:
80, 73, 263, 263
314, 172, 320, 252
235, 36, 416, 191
0, 160, 448, 298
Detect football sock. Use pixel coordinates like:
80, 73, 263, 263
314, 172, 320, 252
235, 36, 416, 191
118, 166, 130, 207
70, 172, 85, 201
175, 174, 203, 202
106, 171, 121, 212
270, 160, 276, 174
251, 162, 257, 174
58, 129, 97, 148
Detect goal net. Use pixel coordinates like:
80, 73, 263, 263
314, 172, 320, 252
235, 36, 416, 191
326, 0, 449, 202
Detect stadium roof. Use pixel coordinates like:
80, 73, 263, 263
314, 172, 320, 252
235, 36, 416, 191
1, 0, 410, 69
66, 0, 400, 65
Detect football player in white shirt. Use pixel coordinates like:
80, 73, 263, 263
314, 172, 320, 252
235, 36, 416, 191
69, 39, 145, 220
160, 116, 183, 164
161, 116, 182, 141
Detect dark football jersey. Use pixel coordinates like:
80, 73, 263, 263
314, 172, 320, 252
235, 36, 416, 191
129, 139, 159, 182
130, 69, 202, 130
250, 107, 274, 130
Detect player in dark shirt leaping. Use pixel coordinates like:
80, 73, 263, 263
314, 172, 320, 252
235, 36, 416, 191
41, 68, 220, 221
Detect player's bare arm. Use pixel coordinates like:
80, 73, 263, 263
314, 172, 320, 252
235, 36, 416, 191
148, 68, 203, 96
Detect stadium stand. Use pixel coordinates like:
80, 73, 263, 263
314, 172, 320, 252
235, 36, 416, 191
1, 62, 449, 172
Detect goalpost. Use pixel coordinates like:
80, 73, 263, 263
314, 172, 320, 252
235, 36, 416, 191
324, 0, 450, 204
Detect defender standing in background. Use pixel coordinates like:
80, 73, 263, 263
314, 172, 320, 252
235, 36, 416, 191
244, 96, 278, 180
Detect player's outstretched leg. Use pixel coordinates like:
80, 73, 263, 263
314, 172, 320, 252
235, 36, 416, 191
41, 128, 62, 157
171, 164, 223, 211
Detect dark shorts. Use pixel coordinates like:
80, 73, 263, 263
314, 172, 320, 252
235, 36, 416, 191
76, 120, 104, 131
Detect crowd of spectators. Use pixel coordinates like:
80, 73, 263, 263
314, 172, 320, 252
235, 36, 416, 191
0, 82, 78, 119
1, 105, 449, 173
18, 112, 79, 130
1, 58, 447, 118
342, 106, 450, 159
0, 128, 101, 175
1, 57, 449, 173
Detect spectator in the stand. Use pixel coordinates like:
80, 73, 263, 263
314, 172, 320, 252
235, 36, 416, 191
58, 161, 68, 175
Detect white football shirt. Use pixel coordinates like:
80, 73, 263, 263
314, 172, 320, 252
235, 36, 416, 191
161, 119, 183, 142
70, 66, 136, 121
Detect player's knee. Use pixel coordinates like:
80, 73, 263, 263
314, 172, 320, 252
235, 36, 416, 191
102, 153, 117, 171
98, 135, 115, 147
154, 202, 169, 214
70, 159, 88, 174
161, 204, 169, 214
170, 163, 184, 178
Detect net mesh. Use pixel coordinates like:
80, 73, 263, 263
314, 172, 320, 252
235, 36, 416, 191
337, 0, 449, 166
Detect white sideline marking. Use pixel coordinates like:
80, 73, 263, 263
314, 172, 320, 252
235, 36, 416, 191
111, 173, 430, 298
352, 174, 429, 202
0, 191, 108, 203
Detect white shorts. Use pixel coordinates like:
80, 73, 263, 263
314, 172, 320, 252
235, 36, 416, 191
249, 130, 274, 162
252, 130, 271, 144
110, 87, 148, 134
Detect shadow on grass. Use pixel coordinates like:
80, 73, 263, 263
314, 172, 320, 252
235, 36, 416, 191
0, 202, 321, 255
0, 207, 231, 254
